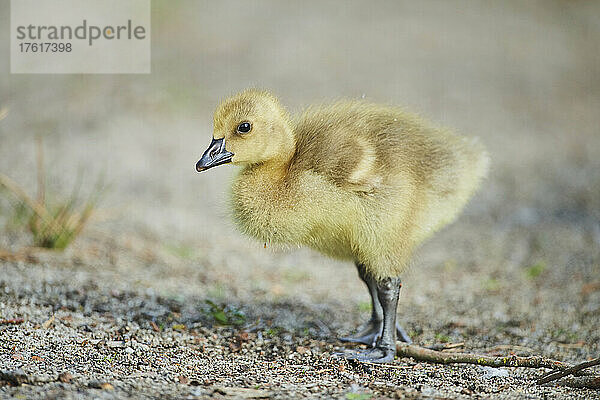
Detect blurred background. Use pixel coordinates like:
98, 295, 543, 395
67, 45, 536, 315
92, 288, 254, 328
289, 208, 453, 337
1, 0, 599, 353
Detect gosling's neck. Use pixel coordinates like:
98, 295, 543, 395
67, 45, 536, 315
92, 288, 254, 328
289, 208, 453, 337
233, 143, 299, 230
243, 155, 293, 184
243, 123, 296, 182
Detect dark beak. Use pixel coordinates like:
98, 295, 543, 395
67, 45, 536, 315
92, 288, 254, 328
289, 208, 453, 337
196, 138, 234, 172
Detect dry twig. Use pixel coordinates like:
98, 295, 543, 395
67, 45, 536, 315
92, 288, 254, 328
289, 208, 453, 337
396, 342, 571, 370
395, 343, 600, 389
537, 357, 600, 385
426, 342, 465, 351
557, 375, 600, 389
0, 318, 25, 325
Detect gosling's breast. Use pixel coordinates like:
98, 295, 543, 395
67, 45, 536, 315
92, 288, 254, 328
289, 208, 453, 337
230, 168, 359, 254
230, 169, 306, 244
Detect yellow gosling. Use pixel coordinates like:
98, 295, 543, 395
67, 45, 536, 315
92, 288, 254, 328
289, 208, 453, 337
196, 89, 489, 363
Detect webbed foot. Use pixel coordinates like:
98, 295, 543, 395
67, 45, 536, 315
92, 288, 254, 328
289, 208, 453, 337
339, 319, 381, 346
340, 320, 412, 346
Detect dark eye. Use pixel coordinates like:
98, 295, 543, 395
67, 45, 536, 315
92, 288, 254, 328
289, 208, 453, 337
237, 122, 252, 134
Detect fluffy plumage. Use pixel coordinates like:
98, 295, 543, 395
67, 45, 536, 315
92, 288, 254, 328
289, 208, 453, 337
197, 88, 489, 362
210, 89, 488, 280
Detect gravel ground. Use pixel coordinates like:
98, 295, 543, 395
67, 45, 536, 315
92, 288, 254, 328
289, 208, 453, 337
0, 230, 599, 399
1, 1, 600, 399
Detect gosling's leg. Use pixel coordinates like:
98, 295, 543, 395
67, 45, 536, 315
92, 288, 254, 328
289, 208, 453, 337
352, 276, 403, 363
336, 276, 403, 363
339, 262, 383, 346
340, 263, 411, 346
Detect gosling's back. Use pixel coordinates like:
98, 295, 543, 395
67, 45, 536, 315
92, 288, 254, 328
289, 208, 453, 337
293, 101, 487, 204
289, 101, 489, 258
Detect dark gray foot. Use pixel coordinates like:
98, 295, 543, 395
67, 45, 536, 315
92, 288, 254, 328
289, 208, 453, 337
334, 345, 396, 363
344, 262, 412, 346
340, 320, 412, 346
339, 319, 381, 346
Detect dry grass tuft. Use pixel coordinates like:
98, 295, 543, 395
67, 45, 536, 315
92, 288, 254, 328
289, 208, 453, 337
0, 137, 104, 250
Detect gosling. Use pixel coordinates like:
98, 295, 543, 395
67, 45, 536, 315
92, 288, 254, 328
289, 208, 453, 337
196, 89, 489, 363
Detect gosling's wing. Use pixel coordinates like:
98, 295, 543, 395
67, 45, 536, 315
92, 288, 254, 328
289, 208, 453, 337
291, 102, 386, 194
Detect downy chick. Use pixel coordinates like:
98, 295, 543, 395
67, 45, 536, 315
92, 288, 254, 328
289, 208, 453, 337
196, 89, 489, 363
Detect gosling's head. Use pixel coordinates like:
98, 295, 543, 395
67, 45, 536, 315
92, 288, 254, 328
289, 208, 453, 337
196, 89, 294, 172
